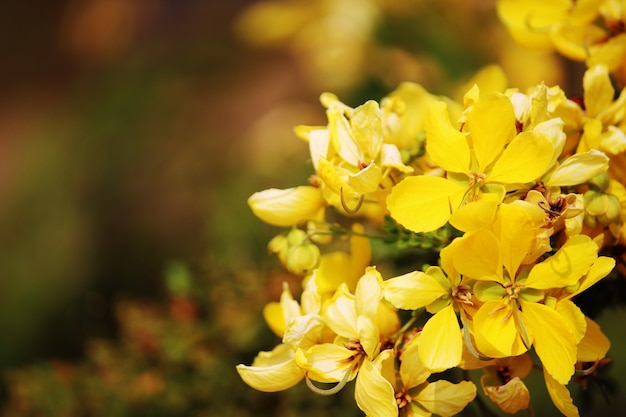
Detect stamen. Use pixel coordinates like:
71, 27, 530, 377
340, 187, 364, 214
305, 365, 353, 396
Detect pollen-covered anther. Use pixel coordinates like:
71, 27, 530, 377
452, 284, 474, 306
308, 174, 321, 188
468, 171, 486, 188
504, 282, 523, 301
395, 391, 412, 409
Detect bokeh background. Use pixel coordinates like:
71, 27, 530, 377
0, 0, 625, 416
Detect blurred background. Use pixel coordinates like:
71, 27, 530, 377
0, 0, 624, 416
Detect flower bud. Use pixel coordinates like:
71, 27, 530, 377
286, 243, 320, 275
268, 234, 289, 264
588, 172, 610, 191
286, 228, 307, 246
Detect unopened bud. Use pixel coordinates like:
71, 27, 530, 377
268, 234, 289, 264
287, 229, 308, 246
588, 172, 610, 191
286, 243, 321, 275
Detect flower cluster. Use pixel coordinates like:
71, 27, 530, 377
238, 2, 626, 416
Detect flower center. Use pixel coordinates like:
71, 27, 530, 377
452, 284, 474, 306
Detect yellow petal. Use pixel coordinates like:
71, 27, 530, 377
566, 256, 615, 299
328, 107, 360, 166
577, 316, 610, 362
467, 93, 516, 173
348, 163, 383, 194
355, 266, 383, 319
482, 376, 530, 414
383, 270, 448, 310
283, 314, 324, 350
473, 300, 525, 358
545, 149, 609, 187
525, 234, 598, 290
452, 229, 502, 283
237, 344, 304, 392
425, 101, 471, 173
415, 379, 477, 417
543, 368, 580, 417
351, 100, 383, 159
294, 344, 355, 383
495, 203, 537, 279
381, 143, 413, 172
323, 285, 358, 339
555, 299, 586, 345
355, 350, 398, 417
497, 0, 570, 50
488, 131, 553, 184
419, 305, 463, 372
584, 65, 615, 117
400, 336, 431, 390
387, 175, 466, 233
448, 197, 499, 233
520, 301, 576, 384
357, 315, 381, 360
248, 186, 325, 226
577, 118, 603, 153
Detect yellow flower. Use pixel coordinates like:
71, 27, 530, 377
383, 239, 475, 372
393, 334, 477, 417
387, 91, 555, 233
295, 267, 395, 381
577, 65, 626, 155
237, 278, 323, 392
295, 267, 401, 416
480, 355, 533, 414
453, 204, 605, 384
297, 94, 413, 219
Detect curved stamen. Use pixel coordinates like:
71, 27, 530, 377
460, 310, 493, 361
575, 361, 599, 377
340, 187, 364, 214
305, 365, 353, 396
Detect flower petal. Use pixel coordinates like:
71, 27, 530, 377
387, 175, 466, 233
452, 229, 503, 283
237, 344, 304, 392
467, 93, 516, 173
520, 301, 576, 384
543, 368, 579, 417
525, 234, 598, 290
248, 186, 325, 226
488, 131, 553, 184
383, 270, 448, 310
415, 379, 477, 417
355, 350, 398, 417
400, 336, 431, 390
425, 101, 470, 173
544, 149, 609, 187
473, 300, 526, 358
419, 305, 463, 372
577, 316, 610, 362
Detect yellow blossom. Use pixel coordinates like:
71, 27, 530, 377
388, 91, 555, 233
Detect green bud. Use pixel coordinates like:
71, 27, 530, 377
268, 234, 289, 264
588, 172, 611, 191
584, 190, 608, 216
286, 243, 321, 275
598, 193, 622, 225
286, 228, 308, 246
